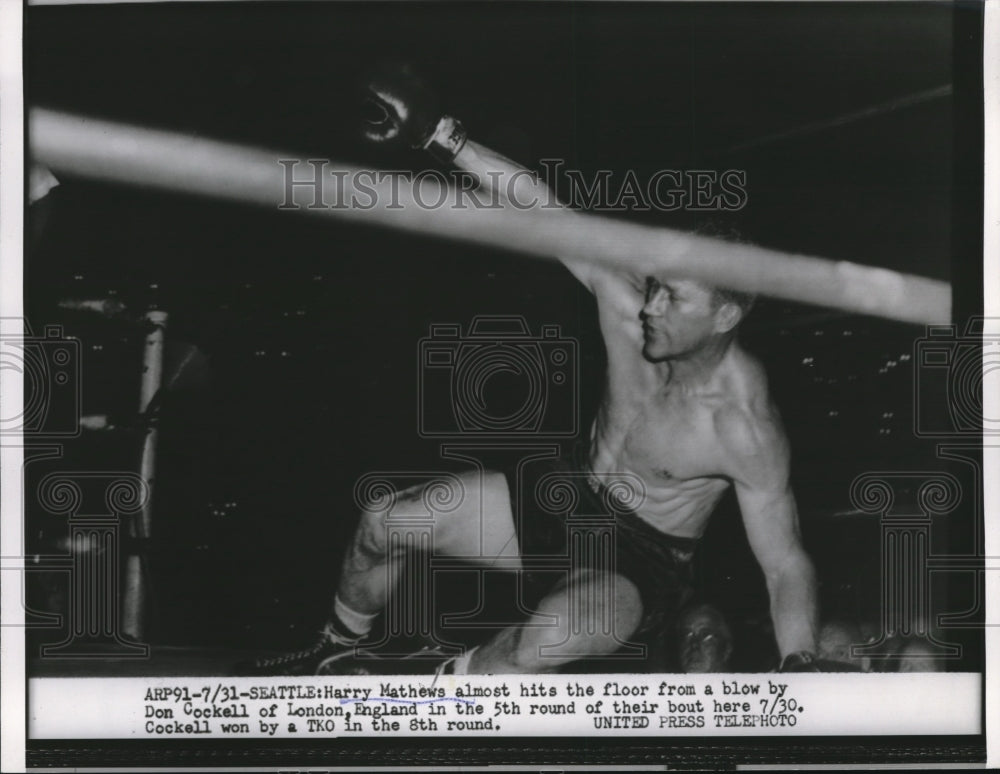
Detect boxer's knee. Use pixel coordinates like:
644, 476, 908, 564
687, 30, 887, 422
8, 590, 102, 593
353, 479, 458, 559
352, 485, 422, 560
349, 508, 389, 566
352, 471, 514, 562
606, 573, 643, 641
424, 470, 517, 558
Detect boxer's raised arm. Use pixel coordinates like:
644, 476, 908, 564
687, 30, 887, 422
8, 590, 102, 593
451, 140, 598, 291
361, 63, 599, 292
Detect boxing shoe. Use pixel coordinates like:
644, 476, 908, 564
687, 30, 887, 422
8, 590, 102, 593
316, 643, 460, 677
233, 622, 368, 677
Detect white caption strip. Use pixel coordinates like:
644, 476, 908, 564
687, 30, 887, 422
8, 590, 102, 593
30, 673, 980, 739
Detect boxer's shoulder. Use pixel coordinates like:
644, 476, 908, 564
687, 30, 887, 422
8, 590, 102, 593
710, 359, 790, 485
723, 343, 770, 397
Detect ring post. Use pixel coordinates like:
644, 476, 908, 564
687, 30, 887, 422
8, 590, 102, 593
122, 309, 168, 642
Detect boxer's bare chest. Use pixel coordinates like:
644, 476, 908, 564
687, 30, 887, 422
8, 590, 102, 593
589, 384, 731, 536
595, 382, 728, 483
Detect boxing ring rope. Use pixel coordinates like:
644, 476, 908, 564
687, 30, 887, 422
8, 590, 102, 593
30, 108, 951, 325
708, 84, 953, 156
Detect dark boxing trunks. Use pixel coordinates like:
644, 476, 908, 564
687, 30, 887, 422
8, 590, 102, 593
506, 448, 698, 639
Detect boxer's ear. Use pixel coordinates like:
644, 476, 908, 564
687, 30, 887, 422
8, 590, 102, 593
713, 301, 743, 334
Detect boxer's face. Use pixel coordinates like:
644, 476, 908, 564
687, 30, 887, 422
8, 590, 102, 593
676, 606, 732, 673
640, 278, 731, 362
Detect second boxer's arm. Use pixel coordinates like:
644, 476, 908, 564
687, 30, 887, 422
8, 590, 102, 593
451, 139, 600, 291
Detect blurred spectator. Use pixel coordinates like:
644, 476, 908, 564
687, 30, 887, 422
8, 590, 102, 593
675, 602, 733, 673
817, 619, 871, 672
896, 638, 944, 673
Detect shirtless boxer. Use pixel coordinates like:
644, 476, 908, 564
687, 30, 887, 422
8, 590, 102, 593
243, 65, 818, 676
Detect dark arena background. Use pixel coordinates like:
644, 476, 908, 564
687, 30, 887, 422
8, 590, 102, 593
22, 2, 984, 677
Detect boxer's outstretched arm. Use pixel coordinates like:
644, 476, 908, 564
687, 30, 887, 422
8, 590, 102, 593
452, 140, 600, 292
737, 483, 819, 658
722, 411, 819, 659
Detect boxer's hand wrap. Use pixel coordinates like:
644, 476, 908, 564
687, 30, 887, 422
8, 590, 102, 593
424, 115, 468, 163
779, 651, 821, 673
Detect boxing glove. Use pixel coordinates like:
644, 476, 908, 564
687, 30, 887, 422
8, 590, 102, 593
361, 62, 466, 162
